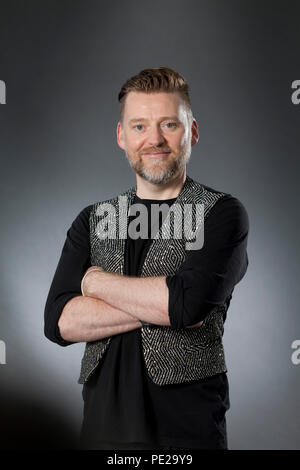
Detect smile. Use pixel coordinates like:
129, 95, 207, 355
143, 152, 170, 157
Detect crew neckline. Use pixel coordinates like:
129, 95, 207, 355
135, 195, 177, 203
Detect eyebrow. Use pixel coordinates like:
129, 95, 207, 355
129, 116, 179, 125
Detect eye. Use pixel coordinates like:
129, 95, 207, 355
134, 124, 144, 131
165, 122, 177, 129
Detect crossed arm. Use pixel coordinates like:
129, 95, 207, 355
82, 267, 170, 325
50, 196, 248, 346
58, 266, 202, 343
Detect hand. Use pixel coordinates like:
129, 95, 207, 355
81, 265, 105, 296
85, 265, 105, 275
186, 320, 204, 328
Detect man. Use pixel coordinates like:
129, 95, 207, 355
44, 67, 249, 450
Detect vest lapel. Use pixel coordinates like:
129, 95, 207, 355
141, 175, 202, 277
91, 175, 199, 276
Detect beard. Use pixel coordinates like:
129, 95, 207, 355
124, 143, 192, 185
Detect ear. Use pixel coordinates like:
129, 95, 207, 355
191, 119, 199, 147
117, 121, 125, 150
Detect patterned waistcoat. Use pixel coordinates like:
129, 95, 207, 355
78, 175, 229, 386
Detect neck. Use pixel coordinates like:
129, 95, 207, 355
135, 169, 186, 200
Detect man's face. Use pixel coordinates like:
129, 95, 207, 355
117, 91, 198, 185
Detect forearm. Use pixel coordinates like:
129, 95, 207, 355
58, 295, 142, 342
83, 270, 170, 326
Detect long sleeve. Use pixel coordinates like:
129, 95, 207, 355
166, 196, 249, 329
44, 205, 93, 346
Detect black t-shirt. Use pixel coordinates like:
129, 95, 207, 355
44, 184, 249, 450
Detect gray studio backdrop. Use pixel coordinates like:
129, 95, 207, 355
0, 0, 299, 449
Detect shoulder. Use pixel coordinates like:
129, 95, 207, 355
71, 183, 135, 229
71, 204, 94, 230
66, 204, 94, 249
208, 196, 249, 241
195, 182, 249, 236
90, 185, 136, 211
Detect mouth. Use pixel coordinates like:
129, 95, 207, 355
142, 152, 170, 158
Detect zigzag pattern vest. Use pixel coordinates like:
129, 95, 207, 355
78, 175, 229, 386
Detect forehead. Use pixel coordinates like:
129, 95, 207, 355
123, 91, 186, 120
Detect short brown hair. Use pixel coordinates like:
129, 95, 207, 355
118, 66, 193, 124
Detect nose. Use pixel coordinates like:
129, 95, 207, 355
147, 124, 166, 147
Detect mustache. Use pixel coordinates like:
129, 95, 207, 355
140, 148, 171, 155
